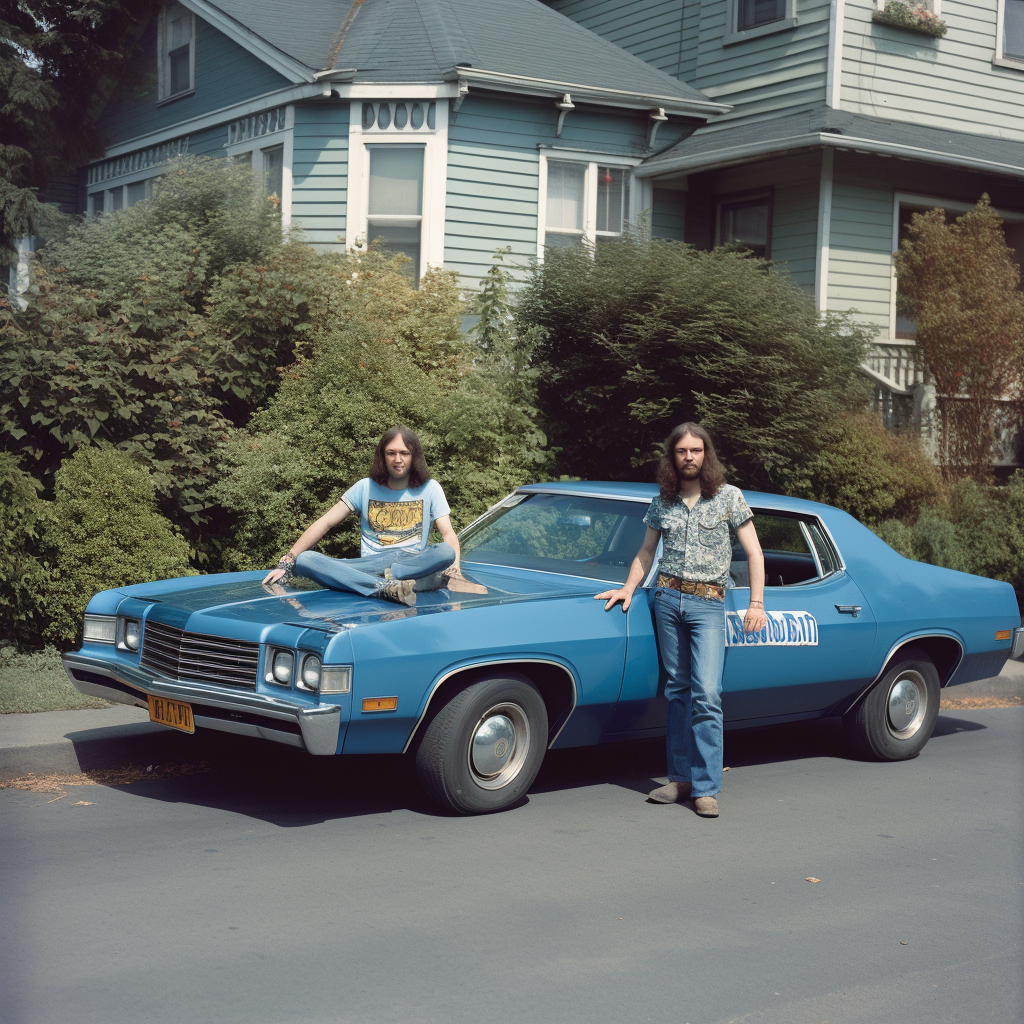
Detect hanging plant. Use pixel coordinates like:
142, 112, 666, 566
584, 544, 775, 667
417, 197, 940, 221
872, 1, 948, 38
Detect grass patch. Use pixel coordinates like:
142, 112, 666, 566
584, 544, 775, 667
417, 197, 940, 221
0, 647, 111, 714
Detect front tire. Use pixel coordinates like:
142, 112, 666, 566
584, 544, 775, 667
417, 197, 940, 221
843, 647, 940, 760
415, 674, 548, 814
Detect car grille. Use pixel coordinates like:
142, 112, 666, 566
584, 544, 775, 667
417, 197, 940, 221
140, 620, 260, 689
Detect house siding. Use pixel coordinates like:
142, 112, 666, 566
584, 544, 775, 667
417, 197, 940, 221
652, 187, 687, 240
291, 104, 349, 249
841, 0, 1024, 143
96, 14, 292, 148
444, 95, 674, 286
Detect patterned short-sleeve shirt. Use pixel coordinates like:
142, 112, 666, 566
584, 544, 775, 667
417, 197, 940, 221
643, 484, 753, 586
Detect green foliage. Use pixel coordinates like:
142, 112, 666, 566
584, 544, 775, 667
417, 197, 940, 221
516, 237, 872, 491
215, 251, 552, 570
874, 1, 947, 37
0, 158, 305, 536
871, 519, 915, 559
894, 197, 1024, 479
0, 452, 51, 648
42, 447, 194, 647
0, 645, 110, 713
797, 413, 941, 525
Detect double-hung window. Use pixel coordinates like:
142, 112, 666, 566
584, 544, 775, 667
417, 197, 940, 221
540, 155, 636, 254
998, 0, 1024, 62
159, 3, 195, 101
727, 0, 796, 42
366, 145, 424, 280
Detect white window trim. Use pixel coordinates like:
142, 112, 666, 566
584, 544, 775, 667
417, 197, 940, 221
157, 3, 196, 104
887, 191, 1024, 340
87, 174, 160, 215
536, 149, 645, 261
346, 99, 448, 279
224, 106, 295, 229
723, 0, 798, 47
995, 0, 1024, 67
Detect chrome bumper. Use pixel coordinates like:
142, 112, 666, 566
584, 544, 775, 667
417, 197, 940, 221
1012, 627, 1024, 660
63, 653, 342, 755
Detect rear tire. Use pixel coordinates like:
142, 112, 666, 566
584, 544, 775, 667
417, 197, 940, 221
843, 647, 940, 761
415, 674, 548, 814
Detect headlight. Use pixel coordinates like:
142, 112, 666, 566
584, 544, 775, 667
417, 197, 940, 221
265, 649, 293, 686
119, 618, 141, 652
300, 654, 322, 690
320, 665, 352, 694
83, 614, 116, 644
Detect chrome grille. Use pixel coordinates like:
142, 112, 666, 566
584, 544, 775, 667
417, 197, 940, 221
140, 620, 259, 688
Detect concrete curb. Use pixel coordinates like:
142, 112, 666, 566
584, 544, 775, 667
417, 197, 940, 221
2, 660, 1022, 783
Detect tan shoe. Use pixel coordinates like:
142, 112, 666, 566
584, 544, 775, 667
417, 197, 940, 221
647, 781, 691, 804
445, 570, 487, 594
377, 578, 416, 607
694, 796, 719, 817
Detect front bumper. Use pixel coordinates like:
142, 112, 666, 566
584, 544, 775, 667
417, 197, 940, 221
1013, 627, 1024, 660
63, 653, 342, 755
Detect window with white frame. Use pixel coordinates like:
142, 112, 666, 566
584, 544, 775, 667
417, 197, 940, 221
88, 177, 157, 215
159, 3, 195, 101
540, 156, 635, 252
346, 98, 448, 284
717, 192, 772, 259
999, 0, 1024, 61
727, 0, 796, 40
224, 107, 292, 219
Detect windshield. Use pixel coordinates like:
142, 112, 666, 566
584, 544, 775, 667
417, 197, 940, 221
459, 492, 650, 583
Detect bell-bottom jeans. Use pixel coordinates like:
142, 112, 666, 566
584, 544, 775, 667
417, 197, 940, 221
653, 586, 727, 798
295, 543, 456, 598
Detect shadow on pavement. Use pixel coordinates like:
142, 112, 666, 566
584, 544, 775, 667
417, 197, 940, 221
60, 707, 988, 826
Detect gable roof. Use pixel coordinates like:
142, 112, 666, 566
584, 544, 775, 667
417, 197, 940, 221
637, 105, 1024, 180
187, 0, 728, 116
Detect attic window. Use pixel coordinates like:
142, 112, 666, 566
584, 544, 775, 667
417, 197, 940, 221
159, 3, 195, 102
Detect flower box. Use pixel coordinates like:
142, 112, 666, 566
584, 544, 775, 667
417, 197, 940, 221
872, 1, 947, 38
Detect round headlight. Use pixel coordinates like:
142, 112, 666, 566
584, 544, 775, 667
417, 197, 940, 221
124, 619, 141, 651
272, 650, 293, 684
301, 655, 322, 690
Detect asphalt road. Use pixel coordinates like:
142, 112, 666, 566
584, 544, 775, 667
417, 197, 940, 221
2, 708, 1022, 1024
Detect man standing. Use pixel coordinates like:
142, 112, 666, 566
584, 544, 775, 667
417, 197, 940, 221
263, 426, 463, 606
596, 423, 767, 818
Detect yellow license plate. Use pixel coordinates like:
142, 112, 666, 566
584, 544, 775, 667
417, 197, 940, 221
148, 695, 195, 734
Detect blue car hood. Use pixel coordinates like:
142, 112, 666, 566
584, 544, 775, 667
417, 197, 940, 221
130, 565, 604, 633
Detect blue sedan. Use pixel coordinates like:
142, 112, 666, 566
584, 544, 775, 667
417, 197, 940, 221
64, 483, 1023, 814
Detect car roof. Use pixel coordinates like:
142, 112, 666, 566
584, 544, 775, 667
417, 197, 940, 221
517, 481, 841, 516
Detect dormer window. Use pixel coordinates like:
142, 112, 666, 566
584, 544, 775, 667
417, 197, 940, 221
159, 3, 195, 102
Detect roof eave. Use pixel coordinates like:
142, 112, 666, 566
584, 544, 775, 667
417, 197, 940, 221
452, 67, 730, 118
637, 131, 1024, 179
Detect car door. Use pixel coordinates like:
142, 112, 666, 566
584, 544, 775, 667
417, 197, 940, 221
722, 509, 878, 722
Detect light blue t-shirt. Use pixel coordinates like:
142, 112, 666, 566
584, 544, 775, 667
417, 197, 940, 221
340, 478, 451, 556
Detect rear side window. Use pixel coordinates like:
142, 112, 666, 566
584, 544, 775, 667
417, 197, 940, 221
731, 512, 838, 587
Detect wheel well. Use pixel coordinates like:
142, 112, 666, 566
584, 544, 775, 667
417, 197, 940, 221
403, 661, 576, 753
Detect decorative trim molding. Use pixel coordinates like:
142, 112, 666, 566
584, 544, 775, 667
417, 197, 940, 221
227, 106, 287, 145
87, 137, 190, 185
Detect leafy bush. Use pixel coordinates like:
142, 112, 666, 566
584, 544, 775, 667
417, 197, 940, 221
515, 236, 872, 491
798, 413, 941, 524
214, 252, 552, 570
43, 447, 194, 647
0, 452, 51, 648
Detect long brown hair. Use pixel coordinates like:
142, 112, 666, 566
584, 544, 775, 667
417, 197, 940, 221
370, 426, 431, 487
656, 422, 726, 502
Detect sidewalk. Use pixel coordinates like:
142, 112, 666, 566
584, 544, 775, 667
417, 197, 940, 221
1, 660, 1022, 783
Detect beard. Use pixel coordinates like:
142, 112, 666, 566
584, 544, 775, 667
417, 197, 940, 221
678, 464, 701, 479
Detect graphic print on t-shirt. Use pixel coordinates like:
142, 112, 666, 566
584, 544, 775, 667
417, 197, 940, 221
367, 498, 423, 547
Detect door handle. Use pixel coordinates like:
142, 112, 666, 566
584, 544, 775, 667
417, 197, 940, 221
835, 604, 862, 617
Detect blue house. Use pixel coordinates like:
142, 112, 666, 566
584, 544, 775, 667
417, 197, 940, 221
77, 0, 1024, 459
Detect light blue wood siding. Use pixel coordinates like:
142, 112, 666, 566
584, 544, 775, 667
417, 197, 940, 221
96, 15, 292, 147
445, 95, 659, 287
291, 104, 349, 250
545, 1, 689, 76
841, 0, 1024, 143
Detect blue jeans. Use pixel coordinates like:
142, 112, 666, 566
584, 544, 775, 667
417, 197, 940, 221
295, 543, 455, 598
653, 587, 726, 797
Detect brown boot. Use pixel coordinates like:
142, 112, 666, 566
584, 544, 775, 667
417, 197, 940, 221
377, 578, 416, 607
647, 781, 691, 804
694, 796, 719, 817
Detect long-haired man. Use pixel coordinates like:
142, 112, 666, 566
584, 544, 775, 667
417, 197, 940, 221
596, 423, 767, 817
263, 426, 463, 607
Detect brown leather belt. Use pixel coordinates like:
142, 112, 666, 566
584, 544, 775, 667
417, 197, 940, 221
656, 574, 724, 601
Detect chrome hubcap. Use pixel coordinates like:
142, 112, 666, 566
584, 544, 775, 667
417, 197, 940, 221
469, 703, 530, 790
886, 671, 928, 738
